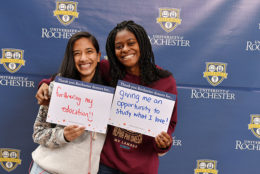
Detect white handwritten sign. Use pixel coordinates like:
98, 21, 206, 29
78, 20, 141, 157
47, 76, 114, 134
108, 80, 176, 137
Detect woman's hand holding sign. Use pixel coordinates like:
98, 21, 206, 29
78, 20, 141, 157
155, 131, 172, 149
63, 125, 86, 142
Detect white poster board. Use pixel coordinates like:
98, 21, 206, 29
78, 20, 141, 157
47, 76, 114, 134
109, 80, 176, 137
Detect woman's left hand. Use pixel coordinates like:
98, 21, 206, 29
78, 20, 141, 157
155, 131, 172, 149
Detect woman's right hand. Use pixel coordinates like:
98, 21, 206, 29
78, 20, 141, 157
35, 83, 50, 105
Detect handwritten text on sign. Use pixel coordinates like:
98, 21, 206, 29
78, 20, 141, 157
109, 80, 176, 137
47, 76, 114, 134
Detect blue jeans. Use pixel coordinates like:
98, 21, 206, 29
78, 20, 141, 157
98, 163, 124, 174
30, 162, 51, 174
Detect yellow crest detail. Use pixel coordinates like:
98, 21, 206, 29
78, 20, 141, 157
248, 114, 260, 139
194, 160, 218, 174
53, 1, 79, 26
0, 49, 26, 73
0, 148, 22, 172
156, 8, 182, 32
203, 62, 228, 86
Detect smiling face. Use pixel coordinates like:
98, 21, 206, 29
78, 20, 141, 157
114, 29, 141, 76
73, 37, 100, 82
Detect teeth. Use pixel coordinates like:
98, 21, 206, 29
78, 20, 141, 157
123, 54, 134, 59
80, 64, 90, 69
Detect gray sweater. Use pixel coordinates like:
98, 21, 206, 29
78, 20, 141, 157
32, 82, 106, 174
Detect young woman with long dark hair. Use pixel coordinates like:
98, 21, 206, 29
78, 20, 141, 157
30, 31, 106, 174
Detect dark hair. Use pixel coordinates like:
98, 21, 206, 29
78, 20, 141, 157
106, 20, 172, 87
57, 31, 102, 84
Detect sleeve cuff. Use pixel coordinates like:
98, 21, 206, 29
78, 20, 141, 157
38, 78, 52, 89
57, 129, 68, 145
153, 140, 173, 154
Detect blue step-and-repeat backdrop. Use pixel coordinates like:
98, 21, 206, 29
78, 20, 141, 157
0, 0, 259, 173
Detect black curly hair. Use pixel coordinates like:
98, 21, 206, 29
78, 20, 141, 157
106, 20, 172, 87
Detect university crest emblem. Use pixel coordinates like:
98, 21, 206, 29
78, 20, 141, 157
248, 114, 260, 139
203, 62, 228, 86
156, 8, 182, 32
0, 149, 22, 172
194, 159, 218, 174
0, 48, 26, 73
53, 1, 79, 26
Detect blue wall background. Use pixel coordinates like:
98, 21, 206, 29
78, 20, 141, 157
0, 0, 259, 173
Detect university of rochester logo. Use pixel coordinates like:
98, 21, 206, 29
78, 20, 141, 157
248, 114, 260, 139
53, 1, 79, 26
0, 148, 22, 172
156, 8, 182, 32
0, 48, 26, 73
194, 159, 218, 174
235, 114, 260, 151
203, 62, 228, 86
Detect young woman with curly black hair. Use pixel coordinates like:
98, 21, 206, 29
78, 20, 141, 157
97, 20, 177, 174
